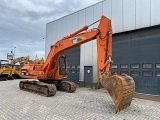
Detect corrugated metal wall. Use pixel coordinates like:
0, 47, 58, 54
112, 25, 160, 95
46, 0, 160, 83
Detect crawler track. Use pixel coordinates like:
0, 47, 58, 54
57, 81, 77, 93
19, 80, 57, 97
19, 80, 77, 97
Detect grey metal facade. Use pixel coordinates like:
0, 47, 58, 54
46, 0, 160, 94
112, 25, 160, 95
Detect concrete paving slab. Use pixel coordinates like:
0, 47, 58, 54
0, 79, 160, 120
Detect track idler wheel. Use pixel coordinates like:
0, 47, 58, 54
99, 72, 135, 112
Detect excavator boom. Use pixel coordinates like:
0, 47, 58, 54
19, 16, 135, 112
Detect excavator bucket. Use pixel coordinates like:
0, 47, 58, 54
99, 72, 135, 112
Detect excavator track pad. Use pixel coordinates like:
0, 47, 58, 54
19, 80, 76, 96
99, 72, 135, 113
57, 81, 77, 93
19, 80, 57, 97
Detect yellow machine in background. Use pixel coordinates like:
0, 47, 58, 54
0, 56, 31, 80
0, 56, 44, 80
10, 56, 34, 66
34, 55, 44, 64
7, 56, 32, 79
0, 60, 11, 80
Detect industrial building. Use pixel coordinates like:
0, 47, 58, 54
45, 0, 160, 95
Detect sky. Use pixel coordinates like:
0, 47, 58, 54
0, 0, 102, 60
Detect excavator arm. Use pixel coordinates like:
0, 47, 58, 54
41, 30, 99, 79
40, 16, 112, 80
19, 16, 135, 112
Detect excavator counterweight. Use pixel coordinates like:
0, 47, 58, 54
19, 15, 135, 112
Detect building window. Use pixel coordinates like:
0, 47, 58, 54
130, 71, 140, 76
156, 72, 160, 77
131, 64, 140, 69
71, 70, 75, 73
156, 64, 160, 69
76, 65, 80, 68
142, 63, 152, 69
120, 71, 128, 75
142, 71, 152, 77
112, 64, 118, 69
71, 65, 76, 68
120, 64, 128, 69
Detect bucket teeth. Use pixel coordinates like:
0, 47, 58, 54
99, 72, 135, 112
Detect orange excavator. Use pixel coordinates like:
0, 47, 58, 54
19, 16, 135, 112
20, 64, 43, 79
20, 56, 44, 79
